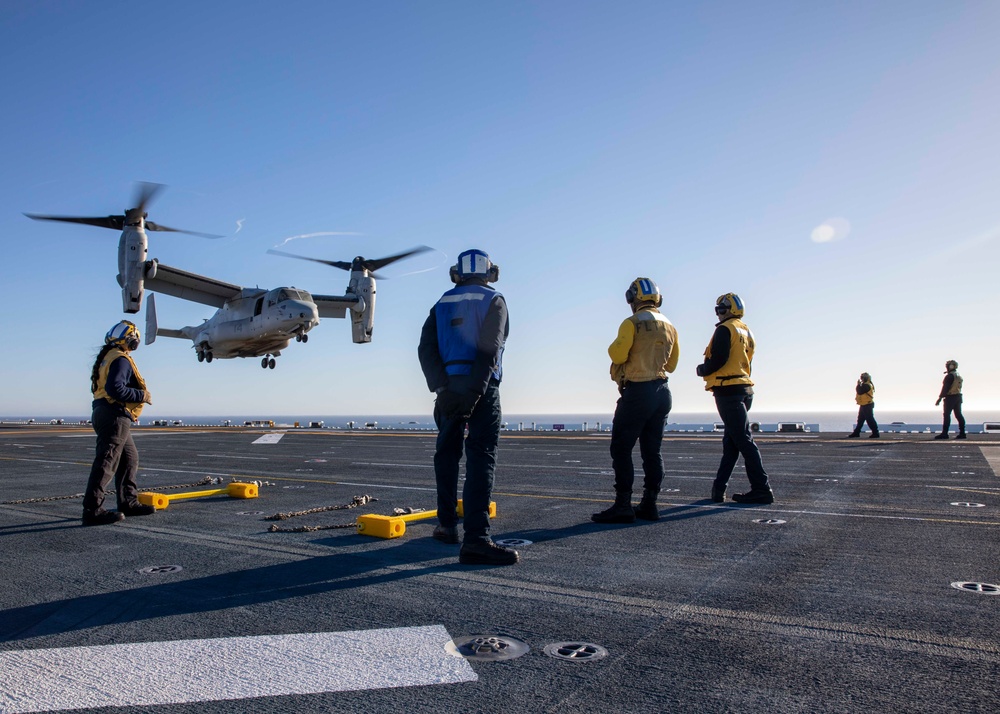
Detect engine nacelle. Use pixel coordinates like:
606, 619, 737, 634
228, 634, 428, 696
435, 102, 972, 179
117, 226, 149, 314
350, 274, 375, 343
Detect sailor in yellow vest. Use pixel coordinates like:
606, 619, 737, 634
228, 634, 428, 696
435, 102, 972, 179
934, 359, 966, 439
592, 278, 679, 523
83, 321, 155, 526
848, 372, 879, 438
696, 293, 773, 504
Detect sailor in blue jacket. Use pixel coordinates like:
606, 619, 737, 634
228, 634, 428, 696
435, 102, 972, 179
418, 249, 518, 565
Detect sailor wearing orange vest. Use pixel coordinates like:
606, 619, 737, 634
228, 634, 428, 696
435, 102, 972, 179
83, 320, 155, 526
848, 372, 879, 438
592, 278, 679, 523
696, 293, 773, 504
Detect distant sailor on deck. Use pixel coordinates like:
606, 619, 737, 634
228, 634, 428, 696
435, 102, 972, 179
697, 293, 774, 504
849, 372, 879, 438
417, 249, 518, 565
592, 277, 678, 524
83, 320, 156, 526
934, 360, 966, 440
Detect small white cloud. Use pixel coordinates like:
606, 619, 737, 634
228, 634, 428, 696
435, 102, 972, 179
810, 217, 851, 244
234, 218, 245, 234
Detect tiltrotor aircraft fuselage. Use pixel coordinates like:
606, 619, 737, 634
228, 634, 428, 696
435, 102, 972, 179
26, 183, 428, 369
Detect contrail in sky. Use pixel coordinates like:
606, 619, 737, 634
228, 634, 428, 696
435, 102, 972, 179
273, 231, 363, 248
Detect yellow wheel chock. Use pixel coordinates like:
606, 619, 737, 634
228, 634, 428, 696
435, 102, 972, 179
137, 482, 259, 510
356, 499, 497, 539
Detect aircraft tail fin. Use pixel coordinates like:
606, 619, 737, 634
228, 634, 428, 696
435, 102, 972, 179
145, 293, 158, 345
145, 292, 191, 341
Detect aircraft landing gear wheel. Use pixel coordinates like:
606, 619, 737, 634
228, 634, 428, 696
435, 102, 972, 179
268, 358, 276, 369
206, 352, 213, 363
301, 334, 308, 343
261, 357, 269, 369
197, 351, 205, 363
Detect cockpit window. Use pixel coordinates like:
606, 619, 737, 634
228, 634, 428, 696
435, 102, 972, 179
276, 288, 309, 302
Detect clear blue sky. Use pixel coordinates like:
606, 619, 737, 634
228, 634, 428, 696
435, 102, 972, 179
2, 1, 997, 417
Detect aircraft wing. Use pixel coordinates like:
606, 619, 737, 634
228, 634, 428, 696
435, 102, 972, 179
311, 294, 361, 319
142, 259, 242, 308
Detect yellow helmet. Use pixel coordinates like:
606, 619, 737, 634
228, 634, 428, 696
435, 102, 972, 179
105, 320, 140, 350
625, 278, 661, 308
715, 293, 744, 319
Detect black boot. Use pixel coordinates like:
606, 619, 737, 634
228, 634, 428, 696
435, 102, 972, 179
869, 432, 880, 439
711, 484, 726, 503
956, 432, 967, 440
120, 502, 156, 517
933, 433, 949, 440
634, 490, 659, 521
82, 508, 124, 526
847, 432, 860, 438
732, 489, 774, 505
592, 493, 635, 523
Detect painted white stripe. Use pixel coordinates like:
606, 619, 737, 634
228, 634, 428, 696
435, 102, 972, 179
252, 432, 285, 444
0, 626, 474, 713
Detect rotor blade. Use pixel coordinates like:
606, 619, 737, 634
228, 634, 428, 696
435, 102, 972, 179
362, 245, 433, 272
133, 182, 165, 212
145, 220, 224, 239
267, 249, 353, 271
23, 213, 124, 231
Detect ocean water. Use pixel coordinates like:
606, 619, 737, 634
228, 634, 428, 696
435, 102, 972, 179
12, 410, 1000, 433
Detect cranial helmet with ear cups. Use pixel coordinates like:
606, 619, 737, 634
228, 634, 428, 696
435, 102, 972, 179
625, 277, 662, 308
450, 248, 499, 284
106, 320, 140, 350
715, 293, 745, 319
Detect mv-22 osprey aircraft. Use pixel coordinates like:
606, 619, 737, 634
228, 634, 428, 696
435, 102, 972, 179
26, 183, 430, 368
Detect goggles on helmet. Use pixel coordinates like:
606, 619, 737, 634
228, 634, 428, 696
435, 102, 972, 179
106, 320, 141, 349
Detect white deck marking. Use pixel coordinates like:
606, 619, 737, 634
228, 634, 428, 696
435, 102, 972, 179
979, 446, 1000, 478
0, 625, 474, 713
252, 432, 285, 444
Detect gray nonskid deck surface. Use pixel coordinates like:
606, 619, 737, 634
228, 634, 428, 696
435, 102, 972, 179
1, 425, 998, 713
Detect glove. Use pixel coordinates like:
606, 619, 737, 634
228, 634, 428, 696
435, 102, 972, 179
696, 364, 705, 377
141, 390, 153, 405
437, 389, 480, 420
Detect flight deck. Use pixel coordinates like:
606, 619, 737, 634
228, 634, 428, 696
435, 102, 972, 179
1, 424, 998, 713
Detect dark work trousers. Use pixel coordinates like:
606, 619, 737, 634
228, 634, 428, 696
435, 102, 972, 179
942, 394, 966, 434
609, 378, 672, 497
83, 399, 140, 514
713, 391, 770, 492
852, 403, 878, 435
433, 382, 501, 544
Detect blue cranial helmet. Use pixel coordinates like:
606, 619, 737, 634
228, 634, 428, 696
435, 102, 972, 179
450, 249, 499, 284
